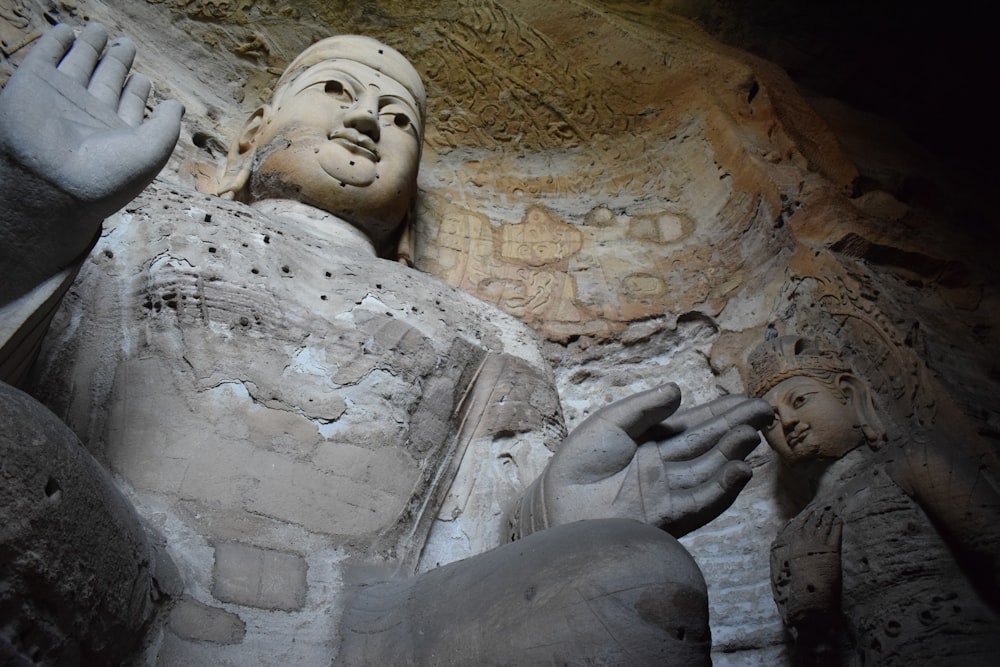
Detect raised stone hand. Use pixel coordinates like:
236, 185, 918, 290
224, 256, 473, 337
0, 23, 182, 305
508, 384, 774, 538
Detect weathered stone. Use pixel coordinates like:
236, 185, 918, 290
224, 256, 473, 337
747, 336, 1000, 664
1, 15, 770, 665
0, 1, 996, 664
213, 543, 307, 611
168, 596, 246, 644
342, 519, 711, 665
0, 382, 171, 664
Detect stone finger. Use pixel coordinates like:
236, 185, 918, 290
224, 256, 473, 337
118, 73, 151, 127
583, 383, 681, 440
57, 23, 108, 85
793, 506, 817, 531
656, 395, 748, 436
658, 401, 770, 462
658, 461, 751, 537
89, 37, 136, 107
118, 98, 183, 170
22, 24, 76, 69
658, 424, 762, 489
715, 423, 765, 462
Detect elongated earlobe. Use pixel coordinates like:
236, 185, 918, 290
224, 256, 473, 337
213, 106, 269, 200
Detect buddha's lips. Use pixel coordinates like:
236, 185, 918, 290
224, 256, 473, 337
329, 130, 379, 162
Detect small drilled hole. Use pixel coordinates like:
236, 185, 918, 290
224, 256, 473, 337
44, 477, 61, 501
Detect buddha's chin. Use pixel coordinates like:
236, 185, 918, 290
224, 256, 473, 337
320, 148, 378, 187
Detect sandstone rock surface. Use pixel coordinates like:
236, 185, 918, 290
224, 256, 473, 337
2, 0, 996, 663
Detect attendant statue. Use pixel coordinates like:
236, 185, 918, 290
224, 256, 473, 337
1, 24, 772, 664
747, 335, 1000, 666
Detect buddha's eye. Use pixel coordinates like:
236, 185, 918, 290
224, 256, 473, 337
381, 110, 412, 129
791, 395, 808, 409
324, 80, 351, 101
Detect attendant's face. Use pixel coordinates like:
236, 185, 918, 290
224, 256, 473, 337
762, 375, 863, 463
247, 58, 422, 246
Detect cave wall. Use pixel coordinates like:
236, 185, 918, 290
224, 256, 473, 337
2, 0, 996, 663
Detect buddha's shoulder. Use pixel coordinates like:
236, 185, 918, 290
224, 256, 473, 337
88, 182, 548, 372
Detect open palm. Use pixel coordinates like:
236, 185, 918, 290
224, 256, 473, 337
0, 23, 181, 303
533, 385, 774, 536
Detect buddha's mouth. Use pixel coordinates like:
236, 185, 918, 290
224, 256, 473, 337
329, 130, 379, 162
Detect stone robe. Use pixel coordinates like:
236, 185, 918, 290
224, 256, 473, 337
27, 181, 564, 663
771, 449, 1000, 665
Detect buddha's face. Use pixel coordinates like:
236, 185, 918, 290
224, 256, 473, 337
762, 375, 864, 463
246, 57, 422, 247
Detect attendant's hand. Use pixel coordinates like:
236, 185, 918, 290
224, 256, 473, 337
771, 505, 843, 663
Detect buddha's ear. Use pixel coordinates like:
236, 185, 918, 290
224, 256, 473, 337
214, 105, 270, 200
838, 373, 886, 447
395, 210, 414, 266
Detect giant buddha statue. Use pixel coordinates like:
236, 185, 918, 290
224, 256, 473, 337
0, 24, 772, 664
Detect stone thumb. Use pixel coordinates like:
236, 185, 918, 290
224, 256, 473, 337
137, 99, 184, 166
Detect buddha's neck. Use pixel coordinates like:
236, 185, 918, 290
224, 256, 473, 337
250, 199, 376, 256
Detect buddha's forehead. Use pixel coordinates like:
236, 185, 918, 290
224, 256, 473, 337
279, 60, 422, 129
290, 60, 416, 103
272, 35, 426, 118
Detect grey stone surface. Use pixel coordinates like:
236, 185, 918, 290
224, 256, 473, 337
0, 22, 181, 308
0, 14, 802, 665
0, 381, 171, 664
506, 386, 772, 541
341, 519, 712, 665
168, 596, 246, 644
213, 542, 307, 611
3, 6, 997, 663
20, 173, 565, 663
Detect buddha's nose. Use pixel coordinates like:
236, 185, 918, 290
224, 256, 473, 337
344, 88, 380, 141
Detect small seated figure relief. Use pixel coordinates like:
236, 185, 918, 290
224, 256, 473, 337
746, 335, 1000, 666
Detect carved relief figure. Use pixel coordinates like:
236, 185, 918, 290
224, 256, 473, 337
0, 24, 774, 664
747, 335, 1000, 665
